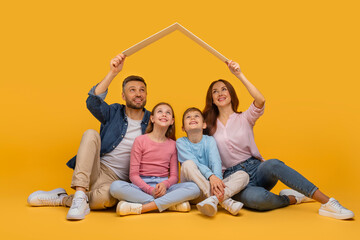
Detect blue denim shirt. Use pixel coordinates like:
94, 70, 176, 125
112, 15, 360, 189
66, 85, 151, 169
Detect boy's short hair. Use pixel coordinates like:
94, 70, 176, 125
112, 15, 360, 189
182, 107, 204, 126
122, 75, 147, 91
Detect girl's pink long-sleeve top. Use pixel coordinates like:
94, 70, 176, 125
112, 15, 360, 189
129, 134, 178, 195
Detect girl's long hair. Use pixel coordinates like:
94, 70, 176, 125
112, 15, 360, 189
145, 102, 176, 141
203, 79, 241, 135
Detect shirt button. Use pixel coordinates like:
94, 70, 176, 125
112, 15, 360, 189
112, 146, 115, 148
121, 135, 124, 137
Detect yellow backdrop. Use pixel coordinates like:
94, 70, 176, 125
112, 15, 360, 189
1, 0, 359, 239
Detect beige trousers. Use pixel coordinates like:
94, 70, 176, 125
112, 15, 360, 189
180, 160, 249, 203
63, 129, 122, 209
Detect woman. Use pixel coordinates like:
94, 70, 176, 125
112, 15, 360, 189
202, 60, 354, 220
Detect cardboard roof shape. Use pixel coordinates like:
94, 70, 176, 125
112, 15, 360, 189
122, 23, 229, 63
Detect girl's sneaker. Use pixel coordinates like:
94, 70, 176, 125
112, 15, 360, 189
116, 201, 142, 216
168, 201, 191, 212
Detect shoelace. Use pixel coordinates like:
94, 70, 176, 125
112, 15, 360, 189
71, 197, 86, 209
39, 194, 63, 206
329, 199, 346, 211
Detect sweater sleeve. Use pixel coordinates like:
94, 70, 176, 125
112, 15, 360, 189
161, 143, 179, 189
177, 137, 215, 180
241, 102, 265, 126
129, 137, 155, 195
208, 136, 223, 180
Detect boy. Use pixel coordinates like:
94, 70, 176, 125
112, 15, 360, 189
176, 107, 249, 216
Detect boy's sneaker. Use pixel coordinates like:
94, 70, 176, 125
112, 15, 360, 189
319, 198, 354, 220
27, 188, 67, 206
279, 189, 313, 204
220, 198, 243, 215
66, 191, 90, 220
196, 196, 219, 217
168, 201, 191, 212
116, 201, 142, 216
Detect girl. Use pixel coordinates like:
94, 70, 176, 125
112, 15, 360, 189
110, 102, 200, 216
202, 61, 354, 220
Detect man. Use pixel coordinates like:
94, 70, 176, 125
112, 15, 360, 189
27, 54, 151, 220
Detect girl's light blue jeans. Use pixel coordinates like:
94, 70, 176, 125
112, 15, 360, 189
110, 176, 200, 212
223, 158, 318, 211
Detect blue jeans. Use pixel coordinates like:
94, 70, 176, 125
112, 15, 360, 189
223, 158, 318, 211
110, 176, 200, 212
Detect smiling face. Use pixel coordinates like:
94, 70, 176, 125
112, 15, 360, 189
122, 80, 147, 109
182, 110, 206, 133
211, 81, 232, 108
150, 104, 174, 128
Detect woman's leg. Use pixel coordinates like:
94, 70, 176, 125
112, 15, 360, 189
256, 159, 318, 198
230, 158, 298, 210
232, 185, 290, 211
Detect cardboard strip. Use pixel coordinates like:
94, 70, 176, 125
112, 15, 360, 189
122, 22, 230, 65
176, 23, 228, 63
122, 23, 179, 57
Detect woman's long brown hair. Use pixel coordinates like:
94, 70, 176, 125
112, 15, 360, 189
145, 102, 176, 141
203, 79, 241, 135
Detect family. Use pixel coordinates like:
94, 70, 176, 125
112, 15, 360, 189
27, 54, 354, 220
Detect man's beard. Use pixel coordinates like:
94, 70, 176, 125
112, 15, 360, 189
125, 98, 146, 109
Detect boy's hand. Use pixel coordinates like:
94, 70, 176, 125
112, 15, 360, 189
209, 175, 225, 202
154, 183, 166, 198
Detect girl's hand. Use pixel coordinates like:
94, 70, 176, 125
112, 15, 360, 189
110, 53, 126, 73
226, 60, 241, 76
209, 175, 225, 202
154, 183, 167, 198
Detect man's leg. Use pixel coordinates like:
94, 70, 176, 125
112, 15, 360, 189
62, 129, 102, 206
28, 129, 101, 211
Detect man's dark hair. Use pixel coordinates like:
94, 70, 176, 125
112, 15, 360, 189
122, 75, 147, 91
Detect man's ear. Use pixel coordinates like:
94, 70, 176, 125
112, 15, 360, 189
122, 92, 125, 101
182, 126, 185, 132
202, 122, 207, 129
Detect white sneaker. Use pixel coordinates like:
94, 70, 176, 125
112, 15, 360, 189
196, 196, 219, 217
319, 198, 354, 220
279, 189, 313, 204
220, 198, 243, 215
116, 201, 142, 216
27, 188, 67, 206
168, 201, 191, 212
66, 191, 90, 220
